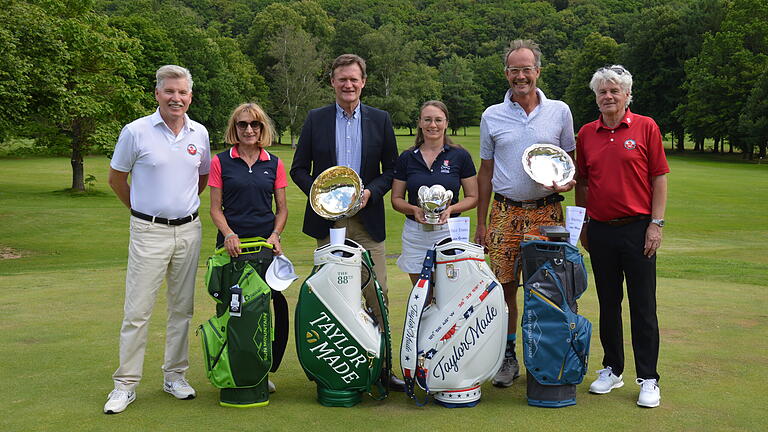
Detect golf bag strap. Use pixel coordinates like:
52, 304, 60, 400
270, 290, 289, 372
362, 253, 391, 401
401, 249, 435, 406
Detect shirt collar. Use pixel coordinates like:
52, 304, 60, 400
597, 108, 634, 131
230, 145, 270, 161
413, 143, 450, 154
151, 108, 193, 132
504, 88, 547, 106
336, 102, 361, 119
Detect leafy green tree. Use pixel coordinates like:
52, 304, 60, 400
439, 55, 484, 135
267, 26, 329, 147
678, 0, 768, 157
5, 0, 146, 191
623, 0, 724, 151
562, 32, 620, 129
471, 54, 509, 109
393, 63, 442, 134
361, 23, 433, 128
739, 70, 768, 159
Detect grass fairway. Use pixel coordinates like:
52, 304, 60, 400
1, 132, 766, 431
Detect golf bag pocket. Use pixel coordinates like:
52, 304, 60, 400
226, 283, 271, 387
199, 314, 235, 388
523, 262, 591, 386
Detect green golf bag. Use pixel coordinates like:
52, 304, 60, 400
198, 239, 280, 408
295, 239, 392, 407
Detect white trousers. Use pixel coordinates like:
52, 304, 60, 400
112, 216, 202, 391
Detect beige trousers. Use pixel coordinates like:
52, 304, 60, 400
112, 216, 202, 391
317, 214, 389, 321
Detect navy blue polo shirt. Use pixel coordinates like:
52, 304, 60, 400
214, 147, 284, 245
393, 144, 476, 221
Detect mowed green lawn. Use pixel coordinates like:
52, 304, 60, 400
0, 130, 766, 431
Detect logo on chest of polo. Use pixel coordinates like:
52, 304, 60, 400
623, 139, 637, 150
186, 144, 198, 155
440, 159, 451, 174
306, 311, 369, 383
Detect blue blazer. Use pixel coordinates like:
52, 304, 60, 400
290, 103, 398, 242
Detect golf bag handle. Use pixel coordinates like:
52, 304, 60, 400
214, 236, 273, 256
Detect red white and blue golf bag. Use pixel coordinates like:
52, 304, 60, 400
520, 240, 592, 407
401, 239, 508, 407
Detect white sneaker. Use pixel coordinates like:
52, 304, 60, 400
589, 367, 624, 394
636, 378, 660, 408
104, 389, 135, 414
268, 379, 276, 393
163, 378, 196, 400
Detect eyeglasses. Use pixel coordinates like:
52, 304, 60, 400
421, 117, 446, 125
236, 120, 262, 130
505, 66, 538, 75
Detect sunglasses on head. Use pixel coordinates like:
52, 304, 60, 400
601, 65, 628, 75
236, 120, 262, 130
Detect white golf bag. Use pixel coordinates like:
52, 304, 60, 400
401, 239, 508, 407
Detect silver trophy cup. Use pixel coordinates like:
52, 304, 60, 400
418, 185, 454, 225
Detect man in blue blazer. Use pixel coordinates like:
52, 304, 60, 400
291, 53, 402, 390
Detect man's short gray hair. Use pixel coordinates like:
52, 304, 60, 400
589, 65, 633, 108
156, 65, 193, 91
504, 39, 542, 67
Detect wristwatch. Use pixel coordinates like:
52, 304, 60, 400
650, 218, 665, 227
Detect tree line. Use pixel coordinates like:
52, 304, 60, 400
1, 0, 766, 190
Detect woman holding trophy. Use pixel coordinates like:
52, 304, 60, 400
391, 100, 478, 284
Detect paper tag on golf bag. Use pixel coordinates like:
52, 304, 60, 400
229, 284, 242, 317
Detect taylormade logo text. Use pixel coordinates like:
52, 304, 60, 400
432, 305, 498, 380
308, 311, 369, 384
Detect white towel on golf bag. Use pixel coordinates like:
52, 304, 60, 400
401, 240, 508, 394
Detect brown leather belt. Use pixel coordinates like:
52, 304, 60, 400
494, 193, 563, 209
596, 215, 650, 226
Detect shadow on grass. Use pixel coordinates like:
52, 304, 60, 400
49, 188, 110, 198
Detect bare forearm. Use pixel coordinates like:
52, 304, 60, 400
273, 188, 288, 234
108, 168, 131, 209
651, 174, 668, 219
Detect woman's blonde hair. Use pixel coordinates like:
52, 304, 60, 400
224, 102, 275, 147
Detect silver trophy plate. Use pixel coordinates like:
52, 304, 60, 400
521, 143, 575, 187
310, 166, 364, 221
418, 184, 453, 224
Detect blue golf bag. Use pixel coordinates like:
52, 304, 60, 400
520, 240, 592, 407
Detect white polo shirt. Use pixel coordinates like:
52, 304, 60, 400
480, 88, 575, 201
111, 109, 210, 219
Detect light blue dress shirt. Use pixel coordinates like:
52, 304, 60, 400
335, 103, 362, 174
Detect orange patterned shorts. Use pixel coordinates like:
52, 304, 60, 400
485, 199, 564, 284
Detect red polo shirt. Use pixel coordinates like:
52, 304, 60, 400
576, 109, 669, 221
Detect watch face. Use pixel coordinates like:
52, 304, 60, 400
652, 219, 665, 227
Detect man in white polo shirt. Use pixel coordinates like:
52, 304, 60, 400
474, 40, 576, 388
104, 65, 210, 414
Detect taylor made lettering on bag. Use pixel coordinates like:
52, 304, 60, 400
430, 304, 499, 380
305, 311, 373, 384
402, 241, 507, 406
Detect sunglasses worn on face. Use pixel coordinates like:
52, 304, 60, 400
236, 120, 262, 130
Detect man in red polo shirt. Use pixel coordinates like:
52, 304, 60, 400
575, 65, 669, 408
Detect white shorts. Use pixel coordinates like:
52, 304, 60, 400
396, 218, 451, 274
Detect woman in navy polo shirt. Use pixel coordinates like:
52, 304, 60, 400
392, 100, 478, 284
209, 102, 288, 256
